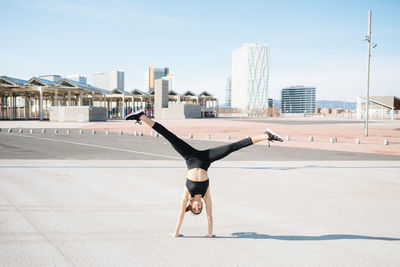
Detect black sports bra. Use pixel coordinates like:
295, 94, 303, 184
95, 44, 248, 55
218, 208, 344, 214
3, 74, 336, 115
186, 179, 209, 198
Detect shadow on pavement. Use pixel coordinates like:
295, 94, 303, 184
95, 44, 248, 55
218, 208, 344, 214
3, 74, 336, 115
182, 232, 400, 241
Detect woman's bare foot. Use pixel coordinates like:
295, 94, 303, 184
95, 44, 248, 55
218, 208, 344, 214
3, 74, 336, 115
173, 233, 184, 237
204, 233, 215, 238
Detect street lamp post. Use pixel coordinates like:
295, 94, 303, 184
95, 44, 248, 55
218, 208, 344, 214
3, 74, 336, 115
363, 10, 377, 137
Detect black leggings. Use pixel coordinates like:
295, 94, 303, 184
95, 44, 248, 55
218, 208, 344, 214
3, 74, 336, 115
152, 122, 253, 169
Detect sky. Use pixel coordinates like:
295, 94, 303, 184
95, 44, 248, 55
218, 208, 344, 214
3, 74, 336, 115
1, 0, 399, 103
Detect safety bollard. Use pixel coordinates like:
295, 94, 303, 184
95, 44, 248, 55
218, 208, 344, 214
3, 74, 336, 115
119, 130, 123, 135
105, 130, 109, 135
329, 137, 334, 143
309, 136, 313, 142
8, 128, 12, 133
42, 128, 46, 134
79, 130, 83, 134
356, 138, 360, 144
92, 130, 96, 135
30, 129, 33, 134
189, 133, 193, 139
66, 129, 70, 134
226, 135, 231, 140
333, 136, 337, 143
139, 132, 143, 136
54, 129, 59, 134
285, 135, 290, 141
150, 131, 154, 136
207, 134, 211, 139
134, 131, 137, 136
19, 129, 23, 134
0, 128, 2, 132
155, 132, 159, 137
384, 139, 389, 145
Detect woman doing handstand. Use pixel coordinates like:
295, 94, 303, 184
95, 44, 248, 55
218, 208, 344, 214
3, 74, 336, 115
125, 110, 283, 238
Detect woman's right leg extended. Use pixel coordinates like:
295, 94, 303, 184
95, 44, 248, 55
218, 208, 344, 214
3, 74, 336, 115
140, 115, 197, 159
205, 134, 269, 162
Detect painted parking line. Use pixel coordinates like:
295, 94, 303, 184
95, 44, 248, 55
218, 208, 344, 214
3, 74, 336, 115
0, 132, 180, 160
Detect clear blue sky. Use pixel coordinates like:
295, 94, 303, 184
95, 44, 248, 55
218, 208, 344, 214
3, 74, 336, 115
1, 0, 399, 102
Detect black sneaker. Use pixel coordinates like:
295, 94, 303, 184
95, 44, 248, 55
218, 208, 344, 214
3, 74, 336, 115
264, 128, 283, 147
125, 110, 145, 124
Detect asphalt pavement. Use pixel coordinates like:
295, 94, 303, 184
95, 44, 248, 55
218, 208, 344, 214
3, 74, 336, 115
1, 129, 399, 161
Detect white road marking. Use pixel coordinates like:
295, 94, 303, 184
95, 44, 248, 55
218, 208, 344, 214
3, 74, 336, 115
0, 132, 181, 160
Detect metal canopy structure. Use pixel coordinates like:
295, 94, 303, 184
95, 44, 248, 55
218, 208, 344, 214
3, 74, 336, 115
0, 75, 219, 120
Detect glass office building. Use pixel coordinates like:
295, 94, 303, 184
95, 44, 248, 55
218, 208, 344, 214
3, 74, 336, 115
281, 86, 316, 113
145, 63, 169, 92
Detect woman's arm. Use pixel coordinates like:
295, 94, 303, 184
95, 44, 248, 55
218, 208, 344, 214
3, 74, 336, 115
203, 188, 214, 237
174, 188, 190, 237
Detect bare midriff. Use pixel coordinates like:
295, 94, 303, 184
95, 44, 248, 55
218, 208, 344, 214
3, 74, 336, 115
187, 168, 209, 182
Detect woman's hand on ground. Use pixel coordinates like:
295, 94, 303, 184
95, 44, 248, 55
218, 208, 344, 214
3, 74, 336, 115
173, 233, 184, 237
204, 233, 215, 238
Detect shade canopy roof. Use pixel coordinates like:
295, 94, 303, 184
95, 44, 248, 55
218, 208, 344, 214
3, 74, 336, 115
1, 75, 218, 101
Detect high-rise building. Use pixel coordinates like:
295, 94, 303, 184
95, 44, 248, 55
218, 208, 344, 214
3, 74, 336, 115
66, 74, 87, 84
268, 98, 273, 108
231, 43, 269, 114
281, 86, 316, 113
225, 77, 232, 107
93, 70, 124, 91
145, 63, 169, 92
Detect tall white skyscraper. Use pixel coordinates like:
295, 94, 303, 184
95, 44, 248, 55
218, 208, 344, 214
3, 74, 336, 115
93, 70, 124, 91
66, 74, 87, 84
231, 43, 269, 114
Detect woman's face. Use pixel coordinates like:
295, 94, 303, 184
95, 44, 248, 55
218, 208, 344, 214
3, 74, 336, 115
192, 200, 202, 214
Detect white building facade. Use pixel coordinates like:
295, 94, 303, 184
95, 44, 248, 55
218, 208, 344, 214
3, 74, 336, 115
66, 74, 87, 84
93, 70, 124, 91
231, 43, 269, 114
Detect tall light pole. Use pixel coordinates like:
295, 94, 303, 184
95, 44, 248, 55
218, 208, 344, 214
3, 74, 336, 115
363, 10, 377, 136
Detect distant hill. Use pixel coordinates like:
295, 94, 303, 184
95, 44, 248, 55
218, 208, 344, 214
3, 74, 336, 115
273, 100, 356, 110
316, 100, 356, 110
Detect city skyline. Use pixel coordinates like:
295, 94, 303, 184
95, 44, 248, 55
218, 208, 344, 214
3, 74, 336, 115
1, 0, 399, 103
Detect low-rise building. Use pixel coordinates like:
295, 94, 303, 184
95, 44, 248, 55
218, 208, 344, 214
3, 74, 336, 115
357, 96, 400, 120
